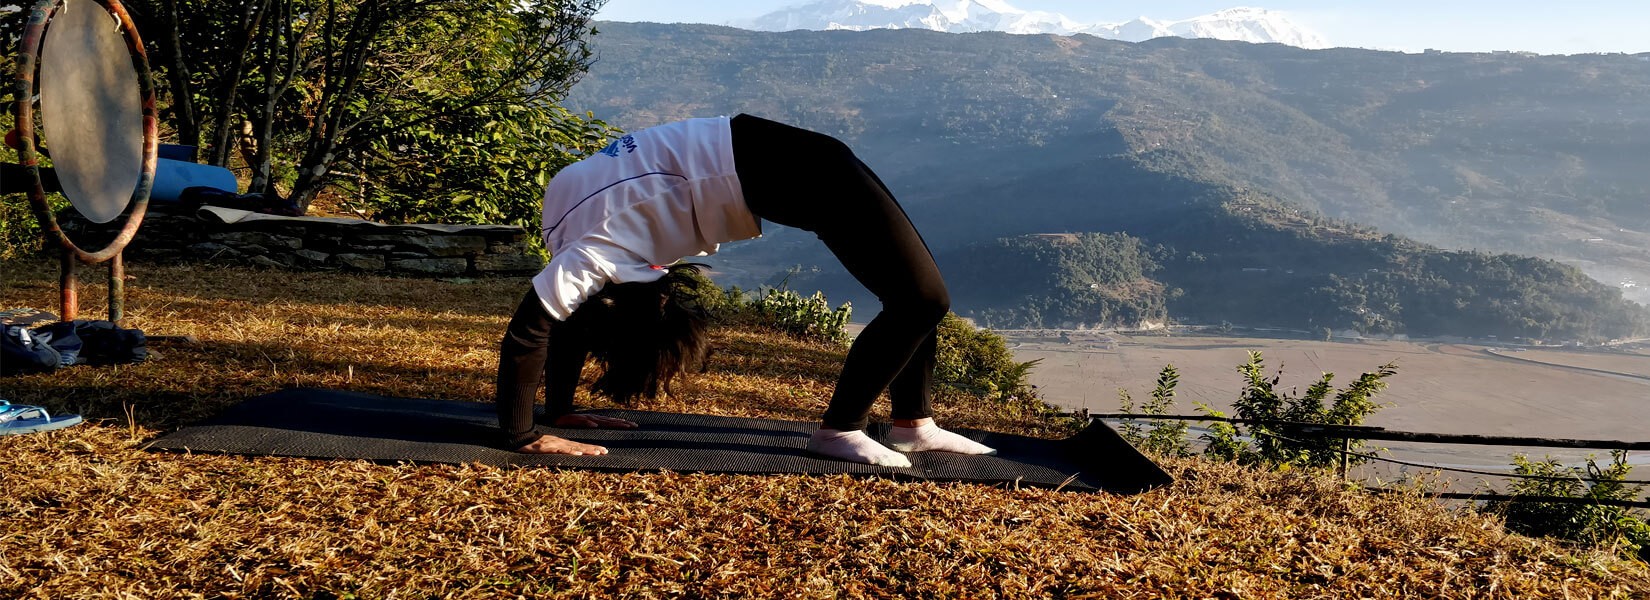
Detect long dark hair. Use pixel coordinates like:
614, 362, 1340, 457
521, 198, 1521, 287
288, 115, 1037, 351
565, 263, 711, 403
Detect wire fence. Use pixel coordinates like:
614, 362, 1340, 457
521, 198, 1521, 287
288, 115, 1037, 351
1094, 413, 1650, 509
1245, 429, 1650, 486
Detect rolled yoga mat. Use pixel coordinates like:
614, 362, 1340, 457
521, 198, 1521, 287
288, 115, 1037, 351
151, 158, 237, 202
146, 388, 1174, 494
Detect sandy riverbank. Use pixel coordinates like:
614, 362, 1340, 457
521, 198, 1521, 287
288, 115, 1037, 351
1000, 329, 1650, 485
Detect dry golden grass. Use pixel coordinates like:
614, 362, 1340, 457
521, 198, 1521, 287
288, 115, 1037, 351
2, 259, 1648, 598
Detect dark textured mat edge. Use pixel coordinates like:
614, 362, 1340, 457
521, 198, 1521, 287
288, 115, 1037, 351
146, 388, 1173, 494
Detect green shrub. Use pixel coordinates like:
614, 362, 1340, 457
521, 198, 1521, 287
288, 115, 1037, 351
705, 282, 1041, 406
713, 283, 853, 346
1106, 352, 1394, 467
673, 265, 738, 317
1485, 451, 1649, 563
1199, 351, 1395, 470
1195, 403, 1248, 463
1117, 365, 1191, 457
0, 194, 61, 261
935, 313, 1041, 403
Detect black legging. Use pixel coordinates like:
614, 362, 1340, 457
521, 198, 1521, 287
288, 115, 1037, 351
495, 114, 948, 446
730, 114, 949, 431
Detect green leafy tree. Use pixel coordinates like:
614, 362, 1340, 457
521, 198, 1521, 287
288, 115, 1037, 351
124, 0, 606, 215
357, 104, 616, 230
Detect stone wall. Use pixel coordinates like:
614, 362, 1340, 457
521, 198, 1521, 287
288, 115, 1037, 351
62, 206, 544, 277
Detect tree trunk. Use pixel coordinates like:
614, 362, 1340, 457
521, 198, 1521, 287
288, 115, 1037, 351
287, 168, 326, 215
249, 113, 275, 195
236, 119, 259, 176
206, 0, 273, 167
206, 77, 246, 167
159, 0, 198, 149
247, 0, 282, 195
286, 140, 337, 215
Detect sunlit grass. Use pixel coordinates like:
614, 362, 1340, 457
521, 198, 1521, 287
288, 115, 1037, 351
1, 259, 1646, 598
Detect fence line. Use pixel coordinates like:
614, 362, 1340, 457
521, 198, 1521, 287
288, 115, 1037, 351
1365, 489, 1650, 510
1084, 413, 1384, 434
1088, 413, 1650, 451
1095, 413, 1649, 507
1246, 429, 1650, 486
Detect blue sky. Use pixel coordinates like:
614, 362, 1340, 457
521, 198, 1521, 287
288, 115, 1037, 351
596, 1, 1650, 55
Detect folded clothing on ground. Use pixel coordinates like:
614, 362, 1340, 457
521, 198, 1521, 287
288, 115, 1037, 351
2, 325, 62, 374
1, 319, 147, 376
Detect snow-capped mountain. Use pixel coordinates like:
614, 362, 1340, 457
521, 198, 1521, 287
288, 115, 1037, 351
1144, 8, 1329, 48
736, 2, 1330, 49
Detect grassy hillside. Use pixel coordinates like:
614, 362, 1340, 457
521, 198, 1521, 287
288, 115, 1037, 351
2, 261, 1648, 597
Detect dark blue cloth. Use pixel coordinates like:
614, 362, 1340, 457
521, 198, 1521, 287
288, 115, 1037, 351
1, 325, 61, 375
30, 321, 83, 367
63, 320, 147, 366
1, 320, 146, 376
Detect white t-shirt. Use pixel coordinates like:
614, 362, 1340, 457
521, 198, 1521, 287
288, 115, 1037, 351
531, 117, 762, 320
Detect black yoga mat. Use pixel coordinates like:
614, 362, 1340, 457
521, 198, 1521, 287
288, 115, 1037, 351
146, 389, 1173, 494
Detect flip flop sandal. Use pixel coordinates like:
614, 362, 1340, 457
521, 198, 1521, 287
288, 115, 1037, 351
0, 399, 83, 436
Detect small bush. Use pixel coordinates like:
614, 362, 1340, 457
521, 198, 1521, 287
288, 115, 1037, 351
1486, 451, 1650, 563
1112, 351, 1396, 469
0, 111, 66, 259
1117, 365, 1191, 457
676, 265, 739, 317
1199, 351, 1395, 470
704, 282, 1042, 407
934, 313, 1041, 403
1195, 403, 1248, 463
711, 281, 853, 346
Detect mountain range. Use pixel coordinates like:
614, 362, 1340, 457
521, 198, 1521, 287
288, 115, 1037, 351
563, 22, 1650, 340
735, 1, 1330, 49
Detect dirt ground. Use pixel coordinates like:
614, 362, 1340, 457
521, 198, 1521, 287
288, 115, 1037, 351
1001, 330, 1650, 488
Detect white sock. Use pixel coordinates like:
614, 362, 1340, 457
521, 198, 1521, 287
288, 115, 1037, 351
887, 423, 997, 456
807, 429, 912, 468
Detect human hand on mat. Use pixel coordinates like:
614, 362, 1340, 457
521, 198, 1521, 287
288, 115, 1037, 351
516, 434, 610, 456
554, 413, 638, 429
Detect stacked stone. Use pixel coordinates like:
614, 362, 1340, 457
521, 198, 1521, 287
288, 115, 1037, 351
59, 206, 544, 277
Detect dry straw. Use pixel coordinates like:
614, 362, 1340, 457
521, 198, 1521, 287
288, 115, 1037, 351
1, 259, 1646, 598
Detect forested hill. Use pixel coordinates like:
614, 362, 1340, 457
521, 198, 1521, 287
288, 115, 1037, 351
926, 201, 1648, 341
564, 22, 1650, 341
